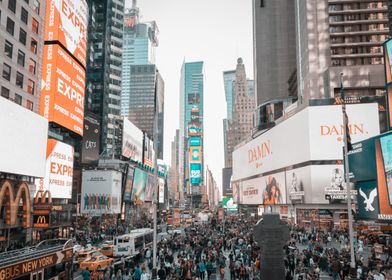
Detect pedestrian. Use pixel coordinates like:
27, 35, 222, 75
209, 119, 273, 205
140, 267, 150, 280
82, 268, 91, 280
133, 264, 142, 280
158, 265, 167, 280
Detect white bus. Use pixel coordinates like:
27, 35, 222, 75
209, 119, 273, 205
114, 228, 153, 257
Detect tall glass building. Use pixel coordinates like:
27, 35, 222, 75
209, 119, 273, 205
179, 61, 204, 201
121, 4, 158, 116
85, 0, 124, 157
223, 70, 236, 121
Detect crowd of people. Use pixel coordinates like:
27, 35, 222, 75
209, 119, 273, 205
78, 213, 392, 280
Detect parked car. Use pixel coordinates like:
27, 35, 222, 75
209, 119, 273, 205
80, 255, 114, 271
99, 245, 114, 257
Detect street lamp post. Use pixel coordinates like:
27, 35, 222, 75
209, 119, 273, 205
340, 73, 356, 276
152, 93, 159, 279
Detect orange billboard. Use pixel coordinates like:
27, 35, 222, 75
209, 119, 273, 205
40, 44, 85, 136
45, 0, 88, 67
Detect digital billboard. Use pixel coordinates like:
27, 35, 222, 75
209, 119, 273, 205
158, 178, 165, 204
0, 97, 48, 177
123, 167, 134, 203
190, 163, 201, 185
222, 197, 238, 211
81, 170, 122, 215
40, 44, 85, 136
144, 174, 154, 202
189, 136, 201, 147
131, 168, 147, 204
380, 134, 392, 204
189, 146, 202, 163
122, 118, 143, 162
233, 104, 379, 181
188, 123, 202, 136
384, 38, 392, 85
44, 0, 88, 67
35, 139, 74, 199
143, 135, 155, 169
81, 114, 100, 164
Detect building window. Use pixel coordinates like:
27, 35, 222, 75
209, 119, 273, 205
21, 7, 28, 24
28, 59, 36, 74
19, 28, 27, 45
2, 63, 11, 81
4, 41, 13, 59
6, 17, 15, 35
1, 87, 10, 99
32, 18, 39, 34
16, 72, 24, 88
30, 38, 38, 54
17, 50, 25, 67
27, 79, 35, 95
33, 0, 40, 14
14, 94, 22, 105
26, 100, 33, 111
8, 0, 16, 13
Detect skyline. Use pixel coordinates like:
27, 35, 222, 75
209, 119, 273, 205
133, 0, 254, 189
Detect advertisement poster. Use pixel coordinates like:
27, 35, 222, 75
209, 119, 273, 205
81, 114, 100, 164
384, 39, 392, 85
39, 44, 85, 136
261, 172, 286, 205
222, 197, 238, 211
35, 139, 74, 199
81, 170, 122, 215
44, 0, 88, 67
241, 178, 262, 205
376, 140, 392, 220
189, 163, 201, 185
131, 168, 147, 204
380, 134, 392, 205
123, 168, 135, 202
285, 167, 306, 203
188, 123, 202, 136
189, 147, 202, 163
158, 178, 165, 204
144, 174, 154, 202
122, 118, 143, 162
144, 136, 155, 169
357, 180, 379, 220
348, 138, 376, 182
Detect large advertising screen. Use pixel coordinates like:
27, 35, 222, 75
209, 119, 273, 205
44, 0, 88, 67
233, 104, 379, 181
122, 118, 143, 162
131, 168, 147, 204
123, 167, 134, 203
189, 136, 201, 147
0, 98, 48, 177
81, 114, 100, 164
384, 39, 392, 85
81, 170, 122, 215
189, 146, 202, 163
190, 163, 202, 185
158, 178, 165, 204
144, 174, 154, 202
380, 134, 392, 204
35, 139, 74, 199
40, 44, 85, 136
144, 135, 155, 169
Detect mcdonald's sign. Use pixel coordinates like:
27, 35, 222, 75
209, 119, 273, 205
33, 190, 52, 213
33, 214, 49, 228
0, 180, 31, 227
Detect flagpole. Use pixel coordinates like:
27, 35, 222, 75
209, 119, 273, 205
340, 73, 356, 275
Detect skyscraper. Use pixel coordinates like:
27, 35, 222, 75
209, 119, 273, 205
179, 61, 204, 202
121, 3, 158, 116
0, 0, 45, 112
295, 0, 389, 104
223, 70, 236, 121
85, 0, 125, 157
169, 129, 180, 204
253, 0, 297, 105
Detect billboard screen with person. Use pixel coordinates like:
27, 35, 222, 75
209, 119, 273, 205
131, 168, 147, 204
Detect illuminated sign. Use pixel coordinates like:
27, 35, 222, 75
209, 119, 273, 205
189, 147, 202, 163
189, 163, 201, 185
188, 123, 202, 136
33, 214, 50, 228
0, 248, 72, 279
44, 0, 88, 67
39, 44, 85, 136
189, 137, 201, 146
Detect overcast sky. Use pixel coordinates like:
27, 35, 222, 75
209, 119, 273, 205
129, 0, 254, 190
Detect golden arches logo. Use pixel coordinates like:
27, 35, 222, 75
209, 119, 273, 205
36, 216, 47, 224
0, 180, 31, 227
34, 190, 53, 205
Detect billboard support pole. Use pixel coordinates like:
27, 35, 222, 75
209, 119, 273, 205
341, 73, 356, 273
152, 91, 159, 279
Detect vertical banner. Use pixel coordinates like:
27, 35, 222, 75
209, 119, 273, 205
357, 180, 379, 220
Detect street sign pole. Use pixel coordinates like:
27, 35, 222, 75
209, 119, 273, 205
341, 73, 356, 275
152, 92, 159, 279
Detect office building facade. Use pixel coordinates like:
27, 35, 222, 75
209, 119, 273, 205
85, 0, 124, 157
0, 0, 45, 112
295, 0, 389, 104
253, 0, 297, 105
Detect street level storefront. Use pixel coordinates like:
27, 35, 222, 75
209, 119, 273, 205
232, 103, 380, 220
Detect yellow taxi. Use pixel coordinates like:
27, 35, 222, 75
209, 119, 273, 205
99, 245, 114, 257
77, 250, 100, 263
80, 255, 114, 271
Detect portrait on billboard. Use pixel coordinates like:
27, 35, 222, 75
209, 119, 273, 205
131, 168, 147, 204
262, 175, 284, 205
123, 168, 135, 202
286, 168, 305, 203
144, 174, 154, 202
